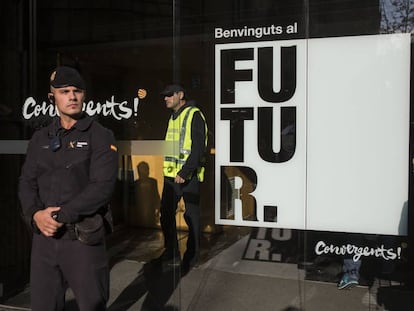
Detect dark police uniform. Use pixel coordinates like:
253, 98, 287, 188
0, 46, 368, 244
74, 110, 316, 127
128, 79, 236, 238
19, 114, 118, 311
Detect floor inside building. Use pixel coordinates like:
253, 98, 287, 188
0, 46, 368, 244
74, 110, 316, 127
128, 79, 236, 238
1, 226, 411, 311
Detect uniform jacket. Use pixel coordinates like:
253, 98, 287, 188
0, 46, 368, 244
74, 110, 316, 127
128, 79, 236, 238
18, 114, 118, 231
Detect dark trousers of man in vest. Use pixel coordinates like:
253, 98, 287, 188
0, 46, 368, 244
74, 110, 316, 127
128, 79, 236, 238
160, 175, 200, 267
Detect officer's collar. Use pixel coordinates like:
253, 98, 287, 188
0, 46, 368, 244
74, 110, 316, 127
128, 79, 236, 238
52, 113, 93, 133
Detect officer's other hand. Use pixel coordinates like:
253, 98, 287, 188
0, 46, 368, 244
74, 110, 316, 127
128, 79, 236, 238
33, 207, 64, 237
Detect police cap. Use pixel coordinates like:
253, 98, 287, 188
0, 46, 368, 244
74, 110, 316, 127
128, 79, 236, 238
50, 66, 86, 90
160, 84, 185, 96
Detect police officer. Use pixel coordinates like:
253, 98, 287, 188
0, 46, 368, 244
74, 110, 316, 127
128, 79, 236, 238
157, 84, 208, 273
18, 66, 118, 311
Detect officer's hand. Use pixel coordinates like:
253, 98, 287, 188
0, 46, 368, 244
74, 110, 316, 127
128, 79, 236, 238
33, 207, 64, 237
175, 175, 185, 184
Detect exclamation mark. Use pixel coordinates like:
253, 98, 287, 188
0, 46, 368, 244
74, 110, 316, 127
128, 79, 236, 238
397, 247, 401, 259
134, 97, 139, 116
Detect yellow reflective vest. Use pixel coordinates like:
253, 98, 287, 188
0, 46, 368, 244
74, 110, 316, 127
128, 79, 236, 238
163, 105, 207, 181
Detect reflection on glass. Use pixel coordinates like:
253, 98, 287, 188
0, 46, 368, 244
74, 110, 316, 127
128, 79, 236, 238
380, 0, 414, 33
131, 161, 161, 228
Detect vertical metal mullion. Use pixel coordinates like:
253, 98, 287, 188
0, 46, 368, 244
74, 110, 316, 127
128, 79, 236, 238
173, 0, 181, 83
28, 0, 37, 93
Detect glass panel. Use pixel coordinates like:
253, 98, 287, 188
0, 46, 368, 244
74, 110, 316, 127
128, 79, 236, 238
0, 0, 33, 302
0, 0, 413, 310
180, 0, 308, 310
303, 1, 413, 310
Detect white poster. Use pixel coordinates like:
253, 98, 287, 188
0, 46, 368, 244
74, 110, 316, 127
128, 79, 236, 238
306, 34, 410, 235
215, 33, 410, 235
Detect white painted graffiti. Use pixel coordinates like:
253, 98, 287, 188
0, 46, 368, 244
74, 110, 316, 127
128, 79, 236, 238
22, 96, 141, 120
315, 240, 401, 262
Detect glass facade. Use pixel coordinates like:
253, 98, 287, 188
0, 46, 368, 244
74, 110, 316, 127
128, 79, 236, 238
1, 0, 413, 310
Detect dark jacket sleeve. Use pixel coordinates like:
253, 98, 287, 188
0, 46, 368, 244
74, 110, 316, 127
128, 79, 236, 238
57, 125, 118, 223
18, 131, 44, 231
178, 111, 206, 180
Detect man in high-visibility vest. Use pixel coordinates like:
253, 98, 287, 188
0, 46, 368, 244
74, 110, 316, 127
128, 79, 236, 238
157, 83, 208, 273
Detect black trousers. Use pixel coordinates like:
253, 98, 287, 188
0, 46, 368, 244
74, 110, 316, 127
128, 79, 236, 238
30, 234, 109, 311
160, 176, 201, 259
